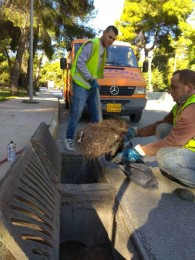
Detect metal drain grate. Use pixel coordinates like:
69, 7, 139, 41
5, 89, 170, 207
30, 122, 62, 183
0, 144, 60, 259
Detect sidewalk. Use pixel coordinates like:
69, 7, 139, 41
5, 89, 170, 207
0, 91, 59, 180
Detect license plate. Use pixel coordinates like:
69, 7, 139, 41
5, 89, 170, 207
106, 103, 121, 112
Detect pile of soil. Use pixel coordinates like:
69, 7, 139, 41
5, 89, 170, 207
77, 118, 128, 158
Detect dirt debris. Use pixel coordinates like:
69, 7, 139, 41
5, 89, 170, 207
77, 118, 128, 158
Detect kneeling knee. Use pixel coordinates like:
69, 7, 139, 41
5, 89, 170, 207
156, 148, 170, 169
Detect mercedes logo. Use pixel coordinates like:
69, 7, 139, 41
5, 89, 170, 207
110, 86, 119, 95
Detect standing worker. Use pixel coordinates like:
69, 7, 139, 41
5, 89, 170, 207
65, 25, 118, 151
112, 69, 195, 188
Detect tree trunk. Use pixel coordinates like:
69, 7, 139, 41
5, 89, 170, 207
147, 50, 154, 93
24, 28, 40, 94
10, 27, 28, 95
25, 57, 30, 93
34, 55, 43, 88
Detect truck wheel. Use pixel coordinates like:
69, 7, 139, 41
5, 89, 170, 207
130, 112, 142, 123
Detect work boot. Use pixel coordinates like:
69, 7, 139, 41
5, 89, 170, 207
174, 188, 195, 203
65, 138, 75, 152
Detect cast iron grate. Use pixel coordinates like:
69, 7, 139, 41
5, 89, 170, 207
0, 144, 60, 259
30, 122, 62, 183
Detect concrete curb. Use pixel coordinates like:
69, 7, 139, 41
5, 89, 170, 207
146, 92, 171, 101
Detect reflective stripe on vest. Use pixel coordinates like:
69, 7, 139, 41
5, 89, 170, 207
71, 38, 106, 90
172, 94, 195, 152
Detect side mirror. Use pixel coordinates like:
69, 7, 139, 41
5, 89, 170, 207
143, 60, 148, 72
60, 58, 67, 70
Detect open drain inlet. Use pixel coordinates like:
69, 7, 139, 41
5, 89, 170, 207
61, 154, 105, 184
58, 182, 125, 260
58, 154, 140, 260
59, 154, 117, 258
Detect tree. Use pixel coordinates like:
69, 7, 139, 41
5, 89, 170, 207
0, 19, 21, 85
117, 0, 195, 91
0, 0, 96, 94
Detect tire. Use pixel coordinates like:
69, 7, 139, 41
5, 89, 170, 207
130, 112, 142, 123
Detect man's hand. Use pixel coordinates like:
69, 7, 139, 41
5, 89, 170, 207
89, 79, 99, 90
111, 145, 145, 164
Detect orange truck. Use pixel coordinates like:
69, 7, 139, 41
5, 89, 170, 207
60, 39, 148, 122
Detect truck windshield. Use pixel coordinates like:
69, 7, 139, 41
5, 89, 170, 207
106, 45, 138, 67
74, 43, 138, 68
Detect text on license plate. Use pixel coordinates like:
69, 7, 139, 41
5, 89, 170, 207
106, 104, 121, 112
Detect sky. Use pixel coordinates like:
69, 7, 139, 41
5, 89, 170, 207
88, 0, 124, 34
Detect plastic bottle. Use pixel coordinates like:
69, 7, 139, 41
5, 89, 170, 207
7, 141, 16, 163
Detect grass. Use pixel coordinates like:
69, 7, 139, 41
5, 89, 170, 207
0, 88, 28, 102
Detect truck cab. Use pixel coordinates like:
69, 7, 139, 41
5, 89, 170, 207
61, 39, 147, 122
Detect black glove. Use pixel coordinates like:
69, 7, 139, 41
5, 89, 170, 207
89, 79, 99, 90
126, 127, 138, 139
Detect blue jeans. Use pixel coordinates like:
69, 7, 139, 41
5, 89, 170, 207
156, 123, 195, 187
66, 82, 99, 140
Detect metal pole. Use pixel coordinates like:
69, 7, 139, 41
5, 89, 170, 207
29, 0, 34, 101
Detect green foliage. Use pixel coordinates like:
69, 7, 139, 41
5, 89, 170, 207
144, 68, 167, 92
151, 68, 167, 92
0, 52, 6, 62
38, 61, 64, 88
118, 0, 195, 88
0, 87, 27, 102
0, 20, 21, 51
0, 0, 96, 91
118, 0, 194, 52
0, 61, 10, 85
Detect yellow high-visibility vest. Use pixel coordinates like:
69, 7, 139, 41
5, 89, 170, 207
172, 94, 195, 152
71, 38, 106, 90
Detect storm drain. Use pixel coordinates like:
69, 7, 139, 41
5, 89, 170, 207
0, 144, 60, 259
0, 122, 140, 259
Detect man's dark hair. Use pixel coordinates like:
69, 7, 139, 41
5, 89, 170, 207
105, 25, 118, 35
173, 69, 195, 88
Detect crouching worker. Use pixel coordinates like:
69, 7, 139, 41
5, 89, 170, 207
112, 69, 195, 188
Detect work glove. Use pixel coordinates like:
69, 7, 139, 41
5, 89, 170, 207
123, 127, 137, 149
111, 145, 145, 164
89, 79, 99, 90
126, 127, 138, 139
